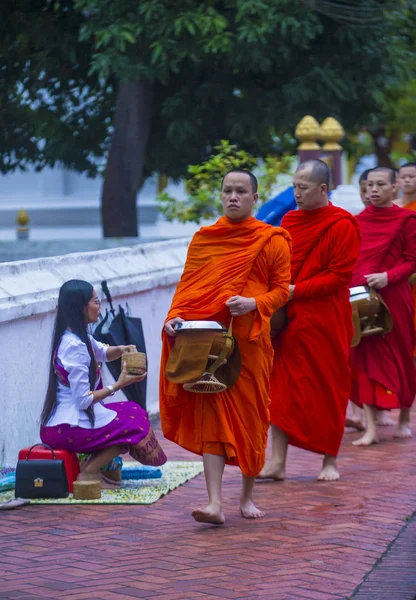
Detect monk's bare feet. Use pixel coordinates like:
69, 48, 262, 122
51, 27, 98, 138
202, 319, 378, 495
395, 424, 412, 439
240, 499, 265, 519
192, 503, 225, 525
376, 411, 395, 426
345, 417, 366, 431
352, 431, 379, 446
256, 462, 285, 481
317, 465, 339, 481
317, 455, 339, 482
395, 409, 412, 438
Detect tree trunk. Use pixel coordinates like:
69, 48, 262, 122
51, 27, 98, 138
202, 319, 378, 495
370, 125, 394, 168
101, 80, 153, 237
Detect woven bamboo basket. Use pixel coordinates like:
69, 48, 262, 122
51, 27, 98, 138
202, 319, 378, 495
183, 355, 228, 394
122, 351, 147, 375
73, 480, 101, 500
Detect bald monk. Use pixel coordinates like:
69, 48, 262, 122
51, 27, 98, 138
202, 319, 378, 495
259, 160, 361, 482
160, 169, 291, 524
399, 163, 416, 210
350, 167, 416, 445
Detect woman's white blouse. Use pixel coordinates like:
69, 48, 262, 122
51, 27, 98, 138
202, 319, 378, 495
45, 331, 117, 429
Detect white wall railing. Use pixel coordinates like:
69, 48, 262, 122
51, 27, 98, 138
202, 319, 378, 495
0, 238, 190, 465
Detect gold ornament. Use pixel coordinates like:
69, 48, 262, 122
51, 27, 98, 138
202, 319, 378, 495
16, 209, 29, 226
295, 116, 321, 150
321, 117, 344, 150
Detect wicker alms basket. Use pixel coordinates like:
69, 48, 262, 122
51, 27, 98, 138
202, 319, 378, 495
122, 351, 147, 375
73, 480, 101, 500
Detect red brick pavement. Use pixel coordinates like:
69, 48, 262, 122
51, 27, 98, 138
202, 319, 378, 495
1, 414, 416, 600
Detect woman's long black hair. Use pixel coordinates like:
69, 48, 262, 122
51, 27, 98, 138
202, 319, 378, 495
41, 280, 97, 427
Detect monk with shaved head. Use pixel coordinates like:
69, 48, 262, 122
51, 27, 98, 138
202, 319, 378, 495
350, 167, 416, 445
259, 159, 361, 482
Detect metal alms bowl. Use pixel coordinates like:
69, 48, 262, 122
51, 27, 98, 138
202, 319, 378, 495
349, 286, 370, 302
350, 286, 381, 319
174, 321, 227, 331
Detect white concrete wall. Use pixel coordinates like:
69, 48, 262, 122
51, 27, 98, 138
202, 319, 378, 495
0, 238, 190, 465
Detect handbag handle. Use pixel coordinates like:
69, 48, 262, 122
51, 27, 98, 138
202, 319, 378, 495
25, 443, 58, 461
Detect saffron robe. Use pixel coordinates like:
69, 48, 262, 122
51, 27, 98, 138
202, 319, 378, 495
159, 216, 291, 477
270, 204, 361, 457
350, 204, 416, 409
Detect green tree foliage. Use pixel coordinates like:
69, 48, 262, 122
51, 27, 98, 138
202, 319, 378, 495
1, 1, 415, 234
0, 0, 115, 176
157, 141, 293, 223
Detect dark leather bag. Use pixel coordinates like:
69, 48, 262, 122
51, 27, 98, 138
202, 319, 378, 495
15, 443, 69, 499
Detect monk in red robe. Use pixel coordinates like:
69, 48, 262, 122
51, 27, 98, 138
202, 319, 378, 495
346, 169, 394, 429
258, 159, 361, 482
350, 167, 416, 445
160, 169, 291, 524
398, 163, 416, 357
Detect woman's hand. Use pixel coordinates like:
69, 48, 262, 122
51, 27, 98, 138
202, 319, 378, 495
116, 362, 147, 389
106, 344, 137, 362
119, 344, 137, 354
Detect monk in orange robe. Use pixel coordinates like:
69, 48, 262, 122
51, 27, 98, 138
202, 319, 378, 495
160, 169, 291, 525
258, 160, 361, 482
398, 162, 416, 356
350, 167, 416, 446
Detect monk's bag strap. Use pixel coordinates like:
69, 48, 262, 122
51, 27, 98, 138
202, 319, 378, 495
350, 287, 393, 348
166, 320, 241, 393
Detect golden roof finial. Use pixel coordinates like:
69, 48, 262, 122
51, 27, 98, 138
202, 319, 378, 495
295, 116, 321, 150
321, 117, 344, 150
16, 209, 29, 227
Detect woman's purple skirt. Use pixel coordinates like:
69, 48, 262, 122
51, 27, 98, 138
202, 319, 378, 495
40, 401, 167, 467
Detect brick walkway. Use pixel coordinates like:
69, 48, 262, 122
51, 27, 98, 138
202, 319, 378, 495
1, 414, 416, 600
352, 515, 416, 600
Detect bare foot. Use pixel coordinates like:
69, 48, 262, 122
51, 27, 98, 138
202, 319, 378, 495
345, 417, 366, 431
317, 464, 340, 482
240, 499, 265, 519
99, 473, 120, 490
376, 411, 395, 426
395, 425, 412, 439
76, 472, 100, 483
256, 462, 285, 481
352, 431, 379, 446
192, 504, 225, 525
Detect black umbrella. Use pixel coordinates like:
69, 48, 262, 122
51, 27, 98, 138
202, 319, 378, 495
93, 280, 147, 409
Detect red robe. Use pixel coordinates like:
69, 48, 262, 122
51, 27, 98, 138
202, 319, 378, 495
270, 204, 361, 457
350, 204, 416, 409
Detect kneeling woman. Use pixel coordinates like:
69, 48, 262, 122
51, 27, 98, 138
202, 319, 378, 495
40, 279, 167, 487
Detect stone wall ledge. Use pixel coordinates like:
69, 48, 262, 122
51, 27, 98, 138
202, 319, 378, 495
0, 237, 190, 324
